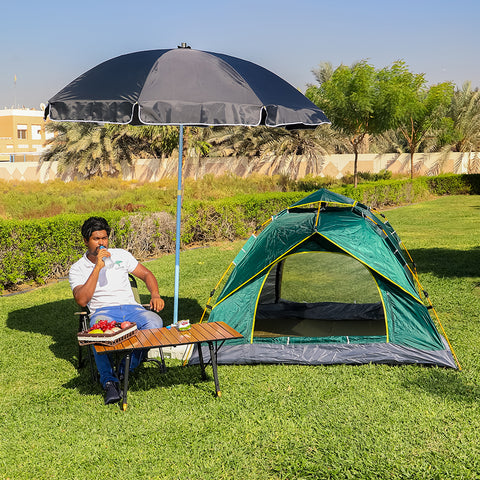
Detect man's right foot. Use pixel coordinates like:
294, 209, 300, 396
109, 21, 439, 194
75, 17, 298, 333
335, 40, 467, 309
104, 381, 121, 405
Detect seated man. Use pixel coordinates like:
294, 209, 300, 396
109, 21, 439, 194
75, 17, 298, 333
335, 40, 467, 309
69, 216, 165, 405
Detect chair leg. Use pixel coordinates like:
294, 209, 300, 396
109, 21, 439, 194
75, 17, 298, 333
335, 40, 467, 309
144, 348, 167, 373
78, 345, 84, 369
78, 316, 85, 369
87, 346, 99, 383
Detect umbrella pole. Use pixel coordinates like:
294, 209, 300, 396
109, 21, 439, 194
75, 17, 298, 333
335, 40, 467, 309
173, 124, 184, 325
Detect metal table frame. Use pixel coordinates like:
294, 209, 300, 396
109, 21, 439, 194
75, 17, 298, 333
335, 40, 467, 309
94, 321, 243, 410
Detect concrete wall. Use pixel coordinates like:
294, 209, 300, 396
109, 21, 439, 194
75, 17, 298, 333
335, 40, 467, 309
1, 152, 479, 182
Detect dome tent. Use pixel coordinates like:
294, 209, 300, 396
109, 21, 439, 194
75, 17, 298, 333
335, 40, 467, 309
189, 189, 458, 369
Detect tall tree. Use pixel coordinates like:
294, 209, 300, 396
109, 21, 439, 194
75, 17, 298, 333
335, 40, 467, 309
307, 60, 392, 187
307, 60, 454, 182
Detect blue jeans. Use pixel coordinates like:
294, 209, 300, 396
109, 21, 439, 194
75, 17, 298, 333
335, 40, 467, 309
90, 305, 163, 387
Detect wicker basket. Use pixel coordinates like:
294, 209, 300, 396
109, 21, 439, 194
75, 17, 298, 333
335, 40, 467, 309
78, 323, 137, 346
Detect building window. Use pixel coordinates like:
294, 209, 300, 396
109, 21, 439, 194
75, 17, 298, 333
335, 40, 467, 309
17, 125, 27, 139
31, 125, 42, 140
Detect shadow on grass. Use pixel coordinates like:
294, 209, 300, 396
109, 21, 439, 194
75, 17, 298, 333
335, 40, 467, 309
7, 295, 205, 394
63, 361, 219, 398
409, 246, 480, 278
401, 367, 480, 403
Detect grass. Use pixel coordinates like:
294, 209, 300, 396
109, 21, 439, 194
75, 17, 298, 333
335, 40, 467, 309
0, 175, 292, 220
1, 195, 480, 479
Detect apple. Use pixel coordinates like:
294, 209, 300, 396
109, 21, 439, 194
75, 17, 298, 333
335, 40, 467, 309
121, 321, 132, 329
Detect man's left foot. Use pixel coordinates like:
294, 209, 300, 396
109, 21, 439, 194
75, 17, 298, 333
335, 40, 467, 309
104, 381, 121, 405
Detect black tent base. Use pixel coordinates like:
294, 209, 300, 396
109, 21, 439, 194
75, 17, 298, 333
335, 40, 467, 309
188, 338, 457, 369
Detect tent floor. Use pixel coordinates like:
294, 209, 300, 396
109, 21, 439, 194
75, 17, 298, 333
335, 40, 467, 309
254, 301, 386, 338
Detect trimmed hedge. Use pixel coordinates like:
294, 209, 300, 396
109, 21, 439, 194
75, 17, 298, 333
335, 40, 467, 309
0, 212, 176, 291
1, 173, 479, 291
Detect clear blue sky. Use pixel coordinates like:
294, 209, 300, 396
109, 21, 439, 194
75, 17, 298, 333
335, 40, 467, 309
2, 0, 479, 109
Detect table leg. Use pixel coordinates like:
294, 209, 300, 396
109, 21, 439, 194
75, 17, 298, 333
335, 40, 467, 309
208, 341, 221, 397
122, 353, 131, 411
198, 343, 207, 380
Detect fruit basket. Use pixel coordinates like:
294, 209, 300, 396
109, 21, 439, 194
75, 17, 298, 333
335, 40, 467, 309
77, 321, 137, 346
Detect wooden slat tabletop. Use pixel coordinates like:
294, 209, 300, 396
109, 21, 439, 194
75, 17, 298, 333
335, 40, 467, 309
95, 321, 242, 354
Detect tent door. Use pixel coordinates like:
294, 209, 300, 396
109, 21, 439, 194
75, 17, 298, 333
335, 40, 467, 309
253, 251, 386, 338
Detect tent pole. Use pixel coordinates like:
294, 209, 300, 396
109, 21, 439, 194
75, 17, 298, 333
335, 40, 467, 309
173, 125, 184, 325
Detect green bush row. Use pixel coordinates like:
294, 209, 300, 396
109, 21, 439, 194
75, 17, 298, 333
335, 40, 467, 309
1, 174, 478, 292
0, 211, 175, 291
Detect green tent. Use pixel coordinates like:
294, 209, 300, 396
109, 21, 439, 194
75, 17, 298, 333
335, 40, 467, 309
191, 189, 458, 368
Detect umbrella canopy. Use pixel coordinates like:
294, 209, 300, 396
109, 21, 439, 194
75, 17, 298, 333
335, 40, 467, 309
45, 46, 329, 127
45, 45, 330, 323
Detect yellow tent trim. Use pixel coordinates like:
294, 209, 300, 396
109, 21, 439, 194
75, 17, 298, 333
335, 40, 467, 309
249, 271, 272, 343
315, 231, 424, 306
210, 234, 314, 311
292, 200, 355, 209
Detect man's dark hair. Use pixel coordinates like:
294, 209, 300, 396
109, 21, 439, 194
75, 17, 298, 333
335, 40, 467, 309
81, 217, 111, 240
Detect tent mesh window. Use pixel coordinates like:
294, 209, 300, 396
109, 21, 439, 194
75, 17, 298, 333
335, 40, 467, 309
254, 251, 386, 338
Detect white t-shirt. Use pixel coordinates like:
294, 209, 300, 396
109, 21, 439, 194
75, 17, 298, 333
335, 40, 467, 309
69, 248, 139, 313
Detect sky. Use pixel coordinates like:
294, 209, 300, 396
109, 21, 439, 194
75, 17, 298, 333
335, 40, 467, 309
1, 0, 479, 110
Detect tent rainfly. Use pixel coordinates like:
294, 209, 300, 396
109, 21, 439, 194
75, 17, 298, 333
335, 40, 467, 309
189, 189, 459, 369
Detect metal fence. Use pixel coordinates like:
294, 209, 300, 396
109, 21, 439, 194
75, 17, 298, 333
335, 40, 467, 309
0, 152, 43, 162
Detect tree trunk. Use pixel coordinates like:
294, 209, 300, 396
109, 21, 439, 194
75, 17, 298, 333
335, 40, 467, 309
410, 150, 414, 180
353, 146, 359, 188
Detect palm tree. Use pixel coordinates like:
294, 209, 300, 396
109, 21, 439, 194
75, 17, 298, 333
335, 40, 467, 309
42, 123, 180, 178
418, 82, 480, 175
370, 129, 408, 154
205, 125, 344, 176
311, 61, 334, 85
447, 82, 480, 173
42, 122, 125, 178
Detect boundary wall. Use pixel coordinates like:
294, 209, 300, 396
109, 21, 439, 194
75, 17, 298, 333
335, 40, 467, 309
0, 152, 478, 182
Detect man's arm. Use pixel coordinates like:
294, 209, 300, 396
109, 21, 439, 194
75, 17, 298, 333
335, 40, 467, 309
131, 263, 165, 312
71, 250, 109, 307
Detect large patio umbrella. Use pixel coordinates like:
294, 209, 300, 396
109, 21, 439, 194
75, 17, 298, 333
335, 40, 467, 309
45, 44, 330, 324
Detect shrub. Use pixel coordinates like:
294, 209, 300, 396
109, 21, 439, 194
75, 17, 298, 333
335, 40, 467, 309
116, 212, 176, 258
0, 211, 174, 292
425, 174, 480, 195
1, 173, 479, 291
181, 193, 304, 244
295, 174, 339, 191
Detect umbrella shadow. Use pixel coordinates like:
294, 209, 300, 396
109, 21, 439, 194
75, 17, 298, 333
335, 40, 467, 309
7, 295, 205, 390
409, 246, 480, 279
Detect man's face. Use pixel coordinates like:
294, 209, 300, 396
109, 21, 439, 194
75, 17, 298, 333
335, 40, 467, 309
84, 230, 109, 255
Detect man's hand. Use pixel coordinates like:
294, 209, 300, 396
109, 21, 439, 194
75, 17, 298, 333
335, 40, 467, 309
131, 263, 164, 312
150, 295, 165, 312
96, 248, 111, 268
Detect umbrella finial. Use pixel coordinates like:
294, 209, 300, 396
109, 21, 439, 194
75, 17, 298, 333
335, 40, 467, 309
177, 42, 191, 49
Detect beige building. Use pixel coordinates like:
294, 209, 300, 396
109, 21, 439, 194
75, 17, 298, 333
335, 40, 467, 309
0, 108, 51, 162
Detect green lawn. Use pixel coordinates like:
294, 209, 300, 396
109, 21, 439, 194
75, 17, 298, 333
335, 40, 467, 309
1, 195, 480, 479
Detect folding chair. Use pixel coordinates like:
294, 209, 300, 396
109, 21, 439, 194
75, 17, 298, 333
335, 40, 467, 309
76, 273, 165, 382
